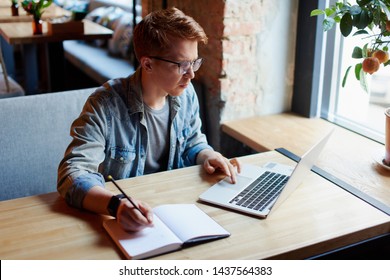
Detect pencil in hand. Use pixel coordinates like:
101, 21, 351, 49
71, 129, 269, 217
107, 175, 145, 216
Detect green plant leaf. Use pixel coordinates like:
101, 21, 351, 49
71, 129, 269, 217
362, 43, 369, 57
379, 1, 390, 20
340, 13, 353, 36
352, 46, 363, 58
323, 18, 335, 31
355, 63, 362, 80
353, 29, 369, 36
357, 0, 374, 6
342, 66, 352, 87
350, 5, 362, 15
325, 7, 336, 17
353, 9, 371, 29
310, 9, 325, 16
336, 2, 345, 10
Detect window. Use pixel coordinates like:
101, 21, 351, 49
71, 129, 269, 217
317, 0, 388, 143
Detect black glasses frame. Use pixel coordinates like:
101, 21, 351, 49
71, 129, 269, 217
150, 56, 203, 74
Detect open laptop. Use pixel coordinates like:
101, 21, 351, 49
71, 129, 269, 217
199, 129, 334, 218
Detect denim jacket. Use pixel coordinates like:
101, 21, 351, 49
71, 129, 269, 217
57, 68, 212, 209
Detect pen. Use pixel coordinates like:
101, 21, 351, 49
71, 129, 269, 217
107, 175, 145, 217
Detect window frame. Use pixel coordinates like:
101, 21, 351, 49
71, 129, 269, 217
293, 0, 385, 144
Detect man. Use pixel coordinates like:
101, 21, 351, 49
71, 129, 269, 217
57, 7, 241, 232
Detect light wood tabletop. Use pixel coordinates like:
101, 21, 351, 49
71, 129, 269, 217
0, 4, 71, 23
0, 18, 112, 93
0, 151, 389, 260
0, 19, 113, 44
222, 113, 390, 210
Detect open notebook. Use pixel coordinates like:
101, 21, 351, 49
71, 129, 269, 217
199, 129, 334, 218
103, 204, 230, 259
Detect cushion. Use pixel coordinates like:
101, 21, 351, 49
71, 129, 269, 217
85, 6, 124, 28
100, 7, 126, 30
88, 0, 134, 13
64, 0, 89, 12
108, 12, 134, 60
55, 0, 89, 12
85, 6, 126, 47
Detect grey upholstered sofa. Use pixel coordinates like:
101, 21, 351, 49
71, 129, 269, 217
63, 0, 140, 84
0, 87, 95, 201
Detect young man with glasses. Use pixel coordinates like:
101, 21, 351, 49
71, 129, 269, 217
57, 7, 241, 232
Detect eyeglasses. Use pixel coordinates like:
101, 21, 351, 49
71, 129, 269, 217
150, 56, 203, 75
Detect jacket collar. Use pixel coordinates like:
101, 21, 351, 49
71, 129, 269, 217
127, 68, 181, 116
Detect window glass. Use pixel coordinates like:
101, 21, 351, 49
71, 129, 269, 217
320, 0, 388, 143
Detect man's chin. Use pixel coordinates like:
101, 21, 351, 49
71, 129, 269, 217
169, 88, 186, 97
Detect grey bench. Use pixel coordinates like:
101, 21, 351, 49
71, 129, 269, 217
63, 0, 139, 84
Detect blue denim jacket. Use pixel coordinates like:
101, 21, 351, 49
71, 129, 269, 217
57, 68, 212, 209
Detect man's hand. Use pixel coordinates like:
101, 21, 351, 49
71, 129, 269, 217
197, 149, 241, 183
117, 199, 154, 232
83, 186, 154, 232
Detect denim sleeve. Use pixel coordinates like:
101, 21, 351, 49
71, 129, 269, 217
57, 91, 109, 209
182, 85, 214, 166
185, 142, 213, 166
64, 173, 105, 209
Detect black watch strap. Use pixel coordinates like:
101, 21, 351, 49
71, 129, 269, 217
107, 194, 126, 217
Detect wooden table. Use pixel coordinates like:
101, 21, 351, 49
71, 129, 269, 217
0, 20, 113, 44
0, 151, 389, 260
0, 19, 112, 93
0, 4, 71, 23
221, 113, 390, 212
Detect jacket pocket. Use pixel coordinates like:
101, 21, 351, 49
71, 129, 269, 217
103, 147, 136, 179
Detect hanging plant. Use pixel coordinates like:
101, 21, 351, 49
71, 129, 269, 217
311, 0, 390, 92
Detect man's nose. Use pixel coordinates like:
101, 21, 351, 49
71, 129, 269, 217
183, 66, 195, 79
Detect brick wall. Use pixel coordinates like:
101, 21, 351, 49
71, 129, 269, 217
142, 0, 298, 151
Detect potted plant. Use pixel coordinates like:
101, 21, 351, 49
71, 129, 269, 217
313, 1, 390, 167
10, 0, 19, 16
21, 0, 53, 34
311, 0, 390, 92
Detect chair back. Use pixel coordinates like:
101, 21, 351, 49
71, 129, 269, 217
0, 88, 95, 200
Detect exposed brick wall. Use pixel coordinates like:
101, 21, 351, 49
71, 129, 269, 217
221, 1, 262, 121
141, 0, 298, 152
167, 0, 226, 149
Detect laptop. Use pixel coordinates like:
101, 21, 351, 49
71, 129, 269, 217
199, 129, 334, 218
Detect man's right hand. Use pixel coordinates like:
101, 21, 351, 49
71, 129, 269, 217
116, 199, 154, 232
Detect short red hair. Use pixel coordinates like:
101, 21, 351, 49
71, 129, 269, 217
133, 7, 208, 61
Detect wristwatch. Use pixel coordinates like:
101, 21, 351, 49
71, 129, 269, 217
107, 194, 126, 217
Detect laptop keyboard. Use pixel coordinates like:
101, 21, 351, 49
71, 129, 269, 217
229, 171, 289, 211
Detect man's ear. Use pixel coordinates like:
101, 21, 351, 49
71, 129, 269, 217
140, 57, 153, 72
